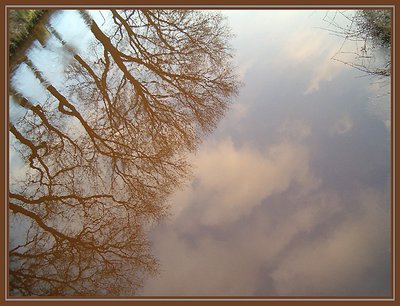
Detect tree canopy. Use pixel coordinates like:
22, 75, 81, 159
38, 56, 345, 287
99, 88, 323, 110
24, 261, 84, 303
9, 9, 240, 296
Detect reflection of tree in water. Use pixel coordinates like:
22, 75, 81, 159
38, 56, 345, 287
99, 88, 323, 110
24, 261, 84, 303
322, 10, 391, 79
9, 9, 239, 296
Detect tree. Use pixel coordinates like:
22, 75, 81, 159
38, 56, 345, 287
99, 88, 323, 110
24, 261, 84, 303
9, 9, 240, 296
353, 10, 391, 49
9, 9, 47, 57
322, 9, 391, 78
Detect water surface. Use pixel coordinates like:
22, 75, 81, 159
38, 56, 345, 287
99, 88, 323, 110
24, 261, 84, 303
9, 9, 391, 297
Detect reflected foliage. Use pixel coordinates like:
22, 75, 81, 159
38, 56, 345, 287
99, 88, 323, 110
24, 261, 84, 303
9, 9, 239, 296
9, 9, 47, 57
322, 10, 391, 78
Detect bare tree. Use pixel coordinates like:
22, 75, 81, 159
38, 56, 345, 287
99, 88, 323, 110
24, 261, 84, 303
321, 9, 391, 79
9, 9, 240, 296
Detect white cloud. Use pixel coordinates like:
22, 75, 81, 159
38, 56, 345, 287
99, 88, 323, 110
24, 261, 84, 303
282, 30, 327, 63
304, 37, 363, 95
139, 10, 391, 296
141, 188, 351, 296
235, 59, 254, 82
332, 113, 353, 135
9, 136, 35, 184
187, 137, 320, 226
267, 21, 349, 95
304, 54, 346, 95
142, 184, 389, 296
141, 134, 330, 296
270, 188, 390, 295
142, 228, 262, 295
167, 182, 195, 221
225, 100, 249, 125
49, 10, 94, 57
10, 63, 48, 105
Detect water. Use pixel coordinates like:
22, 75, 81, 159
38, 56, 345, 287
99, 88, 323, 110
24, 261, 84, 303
8, 9, 391, 297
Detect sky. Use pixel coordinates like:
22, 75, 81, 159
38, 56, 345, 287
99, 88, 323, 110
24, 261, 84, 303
9, 9, 392, 297
138, 10, 392, 296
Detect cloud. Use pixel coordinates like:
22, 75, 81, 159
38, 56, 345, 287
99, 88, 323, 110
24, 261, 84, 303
49, 10, 94, 57
304, 55, 346, 95
141, 134, 325, 295
10, 63, 48, 104
271, 23, 349, 95
184, 137, 320, 226
332, 113, 353, 135
225, 100, 249, 125
143, 227, 263, 296
141, 133, 389, 296
9, 135, 36, 184
235, 59, 255, 82
143, 182, 390, 296
270, 187, 391, 296
304, 37, 363, 95
138, 11, 391, 297
282, 30, 326, 63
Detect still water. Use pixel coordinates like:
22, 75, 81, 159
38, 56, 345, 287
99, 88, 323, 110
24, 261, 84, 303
9, 9, 391, 297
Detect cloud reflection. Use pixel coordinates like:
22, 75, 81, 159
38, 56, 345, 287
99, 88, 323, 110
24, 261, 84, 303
140, 9, 391, 297
191, 137, 319, 226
